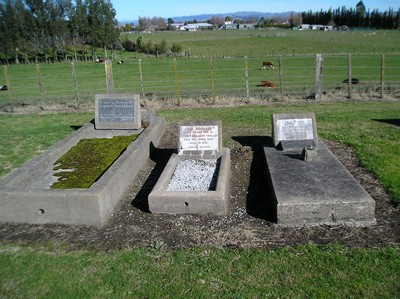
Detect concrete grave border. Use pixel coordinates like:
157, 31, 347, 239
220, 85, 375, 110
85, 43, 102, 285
0, 109, 165, 227
264, 141, 376, 226
148, 149, 231, 215
265, 111, 376, 227
148, 120, 230, 215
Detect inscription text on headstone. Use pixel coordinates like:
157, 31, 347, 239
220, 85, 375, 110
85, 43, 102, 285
180, 125, 219, 151
98, 99, 135, 123
276, 118, 314, 141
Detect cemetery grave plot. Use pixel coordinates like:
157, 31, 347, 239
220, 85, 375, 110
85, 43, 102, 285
0, 95, 166, 227
264, 112, 376, 226
148, 120, 231, 215
0, 122, 398, 250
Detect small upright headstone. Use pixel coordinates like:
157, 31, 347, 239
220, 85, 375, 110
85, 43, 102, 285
95, 94, 141, 130
272, 112, 317, 151
178, 120, 222, 158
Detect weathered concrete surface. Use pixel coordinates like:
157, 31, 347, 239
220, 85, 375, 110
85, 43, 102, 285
148, 148, 231, 215
263, 141, 376, 226
0, 110, 165, 227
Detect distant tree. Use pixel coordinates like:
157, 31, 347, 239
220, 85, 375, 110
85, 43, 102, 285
289, 12, 303, 27
167, 18, 174, 24
210, 16, 224, 27
151, 16, 166, 30
136, 36, 144, 52
247, 16, 257, 24
153, 38, 167, 55
121, 35, 135, 51
256, 17, 265, 28
138, 16, 150, 31
171, 43, 182, 53
86, 0, 119, 54
0, 0, 26, 62
225, 16, 232, 22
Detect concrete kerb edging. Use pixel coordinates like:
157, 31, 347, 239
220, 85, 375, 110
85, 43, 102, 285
0, 112, 166, 227
148, 148, 231, 215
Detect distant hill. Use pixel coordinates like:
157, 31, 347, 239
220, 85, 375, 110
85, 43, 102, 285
170, 11, 295, 22
121, 11, 295, 24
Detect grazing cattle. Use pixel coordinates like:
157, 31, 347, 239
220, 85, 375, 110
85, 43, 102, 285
0, 85, 7, 91
258, 80, 275, 88
262, 61, 274, 70
342, 78, 359, 84
95, 58, 104, 63
117, 60, 123, 64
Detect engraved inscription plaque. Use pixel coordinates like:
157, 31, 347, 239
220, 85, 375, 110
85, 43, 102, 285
178, 120, 222, 157
98, 99, 135, 123
95, 94, 141, 130
276, 118, 314, 141
180, 125, 219, 151
272, 112, 317, 149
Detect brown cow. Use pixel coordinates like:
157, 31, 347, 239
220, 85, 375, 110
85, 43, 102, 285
262, 61, 274, 70
258, 80, 275, 88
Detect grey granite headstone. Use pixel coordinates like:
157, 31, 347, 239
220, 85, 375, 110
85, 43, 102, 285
272, 112, 317, 150
178, 120, 222, 158
95, 94, 141, 130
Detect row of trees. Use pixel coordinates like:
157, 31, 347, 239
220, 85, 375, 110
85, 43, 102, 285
301, 7, 400, 29
0, 0, 120, 63
122, 35, 182, 56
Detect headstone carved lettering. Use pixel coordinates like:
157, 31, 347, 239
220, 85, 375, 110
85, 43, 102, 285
95, 94, 141, 130
272, 112, 317, 151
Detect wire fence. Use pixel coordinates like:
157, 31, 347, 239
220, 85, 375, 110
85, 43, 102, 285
1, 53, 400, 110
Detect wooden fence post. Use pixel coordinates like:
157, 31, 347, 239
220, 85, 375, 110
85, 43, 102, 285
71, 62, 80, 109
244, 56, 250, 99
278, 55, 283, 102
3, 66, 13, 112
105, 59, 114, 94
348, 54, 352, 100
209, 58, 215, 104
315, 54, 323, 100
35, 64, 45, 107
380, 54, 385, 99
173, 59, 181, 105
138, 59, 145, 98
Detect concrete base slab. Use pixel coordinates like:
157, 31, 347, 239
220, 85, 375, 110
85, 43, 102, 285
263, 141, 376, 227
0, 109, 165, 227
148, 148, 231, 215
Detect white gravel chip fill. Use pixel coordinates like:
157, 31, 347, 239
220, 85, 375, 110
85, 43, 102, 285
166, 159, 219, 191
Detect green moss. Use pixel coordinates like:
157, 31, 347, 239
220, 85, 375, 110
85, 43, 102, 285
51, 134, 138, 189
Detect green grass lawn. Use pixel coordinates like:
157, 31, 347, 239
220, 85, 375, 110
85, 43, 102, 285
1, 243, 399, 298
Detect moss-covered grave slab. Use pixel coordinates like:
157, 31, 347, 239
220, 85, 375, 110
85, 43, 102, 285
0, 109, 165, 227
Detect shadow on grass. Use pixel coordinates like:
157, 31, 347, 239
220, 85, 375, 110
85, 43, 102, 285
232, 135, 277, 223
131, 142, 175, 212
373, 119, 400, 127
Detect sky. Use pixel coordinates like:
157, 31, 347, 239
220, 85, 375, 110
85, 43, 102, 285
112, 0, 399, 22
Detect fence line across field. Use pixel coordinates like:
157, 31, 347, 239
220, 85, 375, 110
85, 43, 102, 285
1, 54, 400, 110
